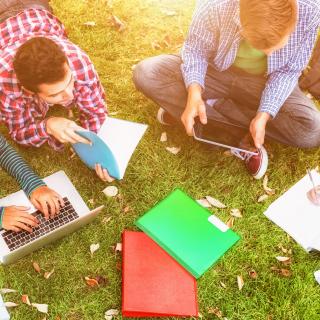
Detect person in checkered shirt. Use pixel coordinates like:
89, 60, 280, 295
0, 0, 113, 182
133, 0, 320, 180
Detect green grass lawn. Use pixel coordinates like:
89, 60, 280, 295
1, 0, 320, 319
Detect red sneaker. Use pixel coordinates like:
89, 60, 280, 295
232, 146, 268, 180
156, 108, 177, 126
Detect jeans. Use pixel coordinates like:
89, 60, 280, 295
0, 0, 52, 23
133, 54, 320, 148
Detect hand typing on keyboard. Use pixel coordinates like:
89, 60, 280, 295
1, 186, 64, 233
2, 206, 39, 233
29, 186, 65, 219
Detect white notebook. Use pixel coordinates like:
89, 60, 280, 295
264, 170, 320, 252
73, 117, 148, 180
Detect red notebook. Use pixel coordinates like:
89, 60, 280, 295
122, 231, 198, 317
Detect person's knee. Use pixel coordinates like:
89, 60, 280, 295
132, 57, 159, 94
296, 113, 320, 148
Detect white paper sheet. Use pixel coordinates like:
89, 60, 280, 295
98, 117, 148, 179
0, 294, 10, 320
264, 170, 320, 252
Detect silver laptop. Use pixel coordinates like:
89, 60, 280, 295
0, 171, 103, 265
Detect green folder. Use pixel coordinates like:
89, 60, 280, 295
135, 189, 240, 278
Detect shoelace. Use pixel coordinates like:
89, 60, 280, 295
231, 149, 254, 162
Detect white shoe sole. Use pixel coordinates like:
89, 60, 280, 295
252, 146, 268, 180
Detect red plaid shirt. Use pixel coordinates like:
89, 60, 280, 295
0, 9, 107, 150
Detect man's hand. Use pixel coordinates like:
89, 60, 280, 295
30, 186, 65, 220
95, 164, 115, 182
46, 117, 91, 145
2, 206, 39, 233
250, 112, 271, 149
181, 84, 207, 136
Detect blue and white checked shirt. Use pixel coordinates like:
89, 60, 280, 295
181, 0, 320, 118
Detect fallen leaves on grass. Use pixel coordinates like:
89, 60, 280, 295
4, 302, 18, 308
90, 243, 100, 257
208, 307, 223, 318
276, 256, 292, 265
0, 288, 17, 294
84, 277, 99, 287
226, 217, 235, 228
258, 194, 269, 203
263, 175, 275, 195
32, 303, 48, 314
115, 243, 122, 253
237, 275, 244, 290
102, 216, 112, 224
22, 294, 31, 305
166, 146, 181, 155
160, 132, 167, 142
197, 198, 211, 208
161, 8, 177, 16
205, 196, 226, 208
271, 266, 291, 277
220, 281, 227, 289
83, 21, 96, 27
230, 208, 242, 218
102, 186, 118, 197
33, 261, 41, 274
105, 309, 119, 320
44, 269, 55, 280
248, 269, 258, 279
151, 40, 162, 50
109, 15, 126, 32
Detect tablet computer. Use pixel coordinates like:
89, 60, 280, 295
193, 118, 258, 156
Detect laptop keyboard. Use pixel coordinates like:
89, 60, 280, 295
2, 197, 79, 252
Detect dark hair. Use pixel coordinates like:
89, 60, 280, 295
13, 37, 68, 93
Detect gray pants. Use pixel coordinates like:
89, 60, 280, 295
133, 54, 320, 148
0, 0, 52, 23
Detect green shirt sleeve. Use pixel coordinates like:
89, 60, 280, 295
0, 134, 46, 198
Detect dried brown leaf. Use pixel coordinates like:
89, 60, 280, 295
115, 243, 122, 253
166, 146, 181, 155
102, 216, 112, 224
258, 194, 269, 203
90, 243, 100, 257
105, 309, 119, 320
151, 41, 162, 50
263, 175, 275, 195
271, 266, 292, 277
85, 277, 99, 287
123, 206, 130, 214
109, 15, 126, 32
44, 269, 55, 280
230, 208, 242, 218
0, 288, 17, 294
276, 256, 291, 263
205, 196, 226, 208
208, 307, 223, 318
160, 132, 167, 142
4, 302, 18, 308
83, 21, 96, 27
102, 186, 118, 197
226, 217, 235, 228
237, 275, 244, 290
248, 269, 258, 279
161, 9, 177, 16
197, 198, 211, 208
32, 303, 48, 314
33, 261, 41, 274
22, 294, 31, 305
